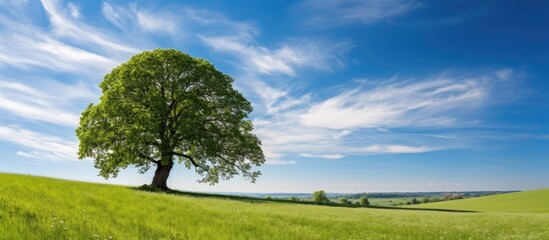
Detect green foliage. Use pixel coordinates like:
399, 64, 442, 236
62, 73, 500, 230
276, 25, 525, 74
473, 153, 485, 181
287, 196, 299, 201
338, 198, 349, 204
313, 190, 330, 203
359, 196, 370, 206
76, 49, 264, 186
443, 193, 464, 200
1, 174, 548, 239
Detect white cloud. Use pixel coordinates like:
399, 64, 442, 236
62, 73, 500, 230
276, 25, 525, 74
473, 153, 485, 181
300, 75, 494, 129
360, 144, 434, 153
67, 2, 79, 19
0, 95, 79, 126
102, 2, 179, 35
296, 0, 421, 27
300, 153, 344, 159
201, 36, 297, 76
184, 8, 258, 41
247, 79, 310, 114
0, 30, 118, 75
102, 2, 257, 40
0, 79, 94, 126
495, 68, 513, 81
248, 69, 518, 161
201, 36, 352, 76
101, 2, 126, 30
264, 159, 297, 165
136, 11, 177, 34
40, 0, 138, 54
0, 126, 78, 161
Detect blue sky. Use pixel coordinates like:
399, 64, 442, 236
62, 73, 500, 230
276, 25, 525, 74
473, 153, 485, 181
0, 0, 547, 193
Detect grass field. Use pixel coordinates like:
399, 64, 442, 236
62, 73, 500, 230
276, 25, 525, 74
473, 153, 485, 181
1, 173, 548, 239
406, 189, 549, 213
367, 198, 413, 206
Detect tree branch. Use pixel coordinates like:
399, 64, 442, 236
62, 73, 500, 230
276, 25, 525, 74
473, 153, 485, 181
139, 152, 159, 164
172, 151, 208, 170
214, 153, 253, 179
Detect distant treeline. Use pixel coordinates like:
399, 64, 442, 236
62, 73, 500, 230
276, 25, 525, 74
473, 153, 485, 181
338, 191, 518, 199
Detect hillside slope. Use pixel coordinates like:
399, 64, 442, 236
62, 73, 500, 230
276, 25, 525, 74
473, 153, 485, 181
0, 173, 548, 239
407, 189, 549, 213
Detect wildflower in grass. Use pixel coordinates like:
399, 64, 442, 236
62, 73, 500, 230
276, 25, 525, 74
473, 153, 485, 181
59, 220, 64, 224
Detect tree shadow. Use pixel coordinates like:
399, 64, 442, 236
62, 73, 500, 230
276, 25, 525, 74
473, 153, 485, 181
132, 185, 477, 213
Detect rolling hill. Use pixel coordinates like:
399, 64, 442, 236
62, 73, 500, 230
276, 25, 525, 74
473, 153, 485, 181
406, 189, 549, 213
0, 173, 547, 239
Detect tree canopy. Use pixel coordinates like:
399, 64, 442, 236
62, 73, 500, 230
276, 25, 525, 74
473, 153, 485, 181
76, 49, 265, 189
313, 190, 330, 203
359, 196, 369, 206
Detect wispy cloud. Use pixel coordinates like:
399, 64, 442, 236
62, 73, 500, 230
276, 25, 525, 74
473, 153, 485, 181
250, 69, 520, 161
264, 159, 297, 165
136, 11, 177, 34
300, 72, 507, 129
0, 30, 118, 75
300, 153, 344, 159
201, 36, 352, 76
101, 2, 131, 31
360, 144, 434, 153
295, 0, 421, 27
67, 2, 79, 19
41, 0, 138, 54
102, 2, 180, 35
0, 79, 94, 126
0, 126, 77, 161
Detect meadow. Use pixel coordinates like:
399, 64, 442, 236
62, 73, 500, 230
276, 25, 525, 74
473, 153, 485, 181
406, 189, 549, 212
1, 173, 548, 239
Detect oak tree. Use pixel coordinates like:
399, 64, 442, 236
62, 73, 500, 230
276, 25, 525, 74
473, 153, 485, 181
76, 49, 265, 190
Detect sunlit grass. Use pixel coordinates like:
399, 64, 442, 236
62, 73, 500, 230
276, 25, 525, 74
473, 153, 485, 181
406, 189, 549, 213
1, 173, 548, 239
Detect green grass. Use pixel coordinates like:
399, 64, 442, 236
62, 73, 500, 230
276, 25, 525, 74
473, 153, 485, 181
368, 198, 416, 206
406, 189, 549, 213
1, 173, 548, 239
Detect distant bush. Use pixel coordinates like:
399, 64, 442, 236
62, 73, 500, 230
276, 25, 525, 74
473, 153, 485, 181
339, 198, 349, 204
359, 196, 370, 206
313, 190, 330, 203
264, 196, 272, 200
411, 198, 420, 205
287, 197, 299, 201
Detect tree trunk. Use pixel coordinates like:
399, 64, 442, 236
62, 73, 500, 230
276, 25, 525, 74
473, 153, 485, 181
151, 162, 173, 190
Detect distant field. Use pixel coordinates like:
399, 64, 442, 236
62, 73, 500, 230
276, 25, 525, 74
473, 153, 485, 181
406, 189, 549, 213
368, 198, 412, 206
1, 173, 548, 239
